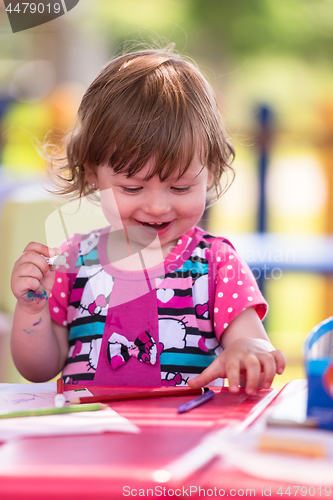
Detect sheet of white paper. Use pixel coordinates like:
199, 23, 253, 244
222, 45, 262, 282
0, 384, 140, 440
0, 407, 140, 441
0, 386, 93, 414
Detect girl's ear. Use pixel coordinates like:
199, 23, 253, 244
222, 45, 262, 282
84, 162, 98, 189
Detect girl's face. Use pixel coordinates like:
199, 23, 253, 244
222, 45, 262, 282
86, 155, 212, 256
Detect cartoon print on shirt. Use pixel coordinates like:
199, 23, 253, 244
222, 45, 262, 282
192, 274, 209, 319
161, 372, 188, 386
158, 316, 218, 353
158, 317, 186, 351
88, 337, 103, 370
79, 232, 99, 256
88, 294, 106, 315
186, 332, 221, 353
156, 288, 175, 303
77, 267, 114, 319
63, 376, 78, 384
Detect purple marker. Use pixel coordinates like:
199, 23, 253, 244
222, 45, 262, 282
177, 388, 215, 414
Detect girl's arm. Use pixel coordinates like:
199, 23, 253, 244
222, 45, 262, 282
10, 242, 69, 382
188, 307, 286, 394
11, 310, 69, 382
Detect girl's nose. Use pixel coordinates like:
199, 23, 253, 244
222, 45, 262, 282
142, 192, 172, 217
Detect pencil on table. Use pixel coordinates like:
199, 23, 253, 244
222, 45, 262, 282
0, 403, 107, 419
258, 434, 327, 458
69, 387, 207, 404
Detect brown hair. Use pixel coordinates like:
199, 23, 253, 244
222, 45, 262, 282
47, 47, 235, 200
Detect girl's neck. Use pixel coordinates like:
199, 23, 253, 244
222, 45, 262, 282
104, 227, 195, 271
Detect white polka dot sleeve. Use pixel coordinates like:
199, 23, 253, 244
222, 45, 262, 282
213, 242, 268, 341
49, 240, 71, 327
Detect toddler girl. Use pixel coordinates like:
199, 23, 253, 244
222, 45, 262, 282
11, 48, 285, 393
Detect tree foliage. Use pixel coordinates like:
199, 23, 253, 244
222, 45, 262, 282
93, 0, 333, 65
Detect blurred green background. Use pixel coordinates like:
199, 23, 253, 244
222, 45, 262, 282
0, 0, 333, 386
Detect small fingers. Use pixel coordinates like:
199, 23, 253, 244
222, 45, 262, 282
272, 349, 286, 375
12, 245, 57, 302
19, 277, 43, 297
20, 242, 57, 278
189, 344, 286, 395
18, 261, 44, 281
18, 251, 52, 278
188, 355, 227, 389
187, 375, 204, 389
225, 357, 241, 393
23, 242, 55, 258
242, 354, 261, 395
245, 350, 286, 393
259, 352, 277, 389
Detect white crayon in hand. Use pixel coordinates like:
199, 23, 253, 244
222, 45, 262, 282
44, 255, 67, 266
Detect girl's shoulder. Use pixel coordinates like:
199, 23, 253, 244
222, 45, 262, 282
191, 226, 236, 253
190, 227, 250, 273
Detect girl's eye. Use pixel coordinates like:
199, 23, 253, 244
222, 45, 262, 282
171, 186, 190, 193
122, 187, 142, 193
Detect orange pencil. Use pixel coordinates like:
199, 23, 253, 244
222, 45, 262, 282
69, 387, 207, 404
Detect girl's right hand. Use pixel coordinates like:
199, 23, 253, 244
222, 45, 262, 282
11, 242, 56, 314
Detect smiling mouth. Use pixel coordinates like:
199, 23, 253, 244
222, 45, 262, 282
136, 221, 171, 231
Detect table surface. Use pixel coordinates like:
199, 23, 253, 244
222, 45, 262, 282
0, 380, 331, 500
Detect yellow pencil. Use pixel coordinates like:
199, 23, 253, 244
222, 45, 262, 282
0, 403, 107, 419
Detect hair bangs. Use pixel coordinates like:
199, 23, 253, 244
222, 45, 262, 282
46, 47, 235, 200
106, 116, 201, 183
101, 59, 208, 182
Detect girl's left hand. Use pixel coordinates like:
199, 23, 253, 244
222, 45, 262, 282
187, 338, 286, 395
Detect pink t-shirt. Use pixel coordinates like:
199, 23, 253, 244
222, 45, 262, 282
50, 228, 267, 338
49, 226, 267, 386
